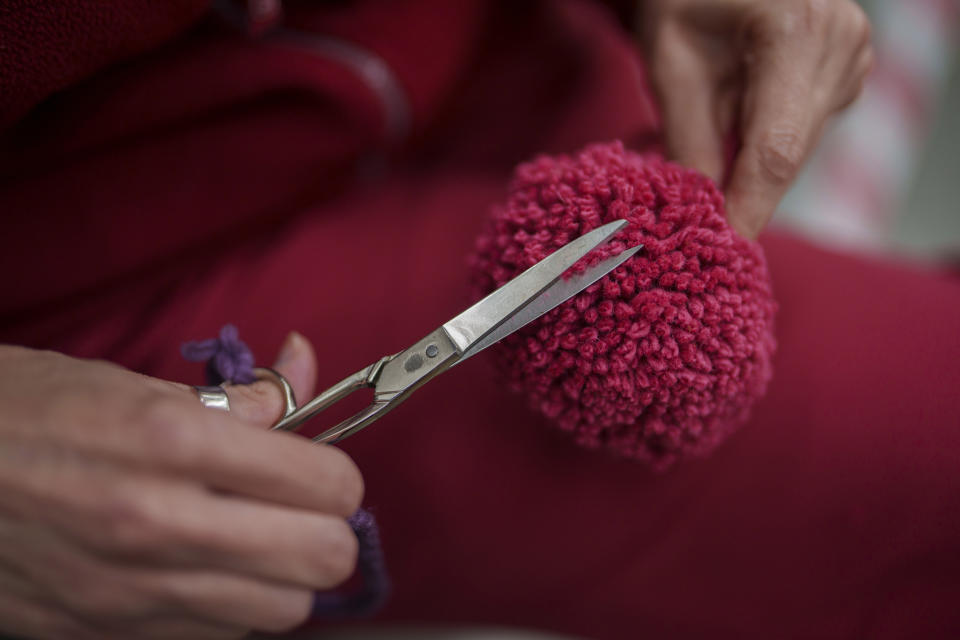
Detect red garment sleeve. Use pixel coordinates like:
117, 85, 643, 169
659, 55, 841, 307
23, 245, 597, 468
0, 0, 208, 130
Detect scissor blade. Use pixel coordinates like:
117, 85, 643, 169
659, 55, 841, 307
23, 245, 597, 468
457, 242, 642, 361
442, 219, 632, 356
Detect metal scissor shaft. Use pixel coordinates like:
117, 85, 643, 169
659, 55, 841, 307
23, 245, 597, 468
271, 358, 384, 433
269, 219, 641, 443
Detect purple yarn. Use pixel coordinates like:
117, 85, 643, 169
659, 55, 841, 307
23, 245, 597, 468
181, 325, 257, 385
182, 325, 390, 618
313, 508, 391, 617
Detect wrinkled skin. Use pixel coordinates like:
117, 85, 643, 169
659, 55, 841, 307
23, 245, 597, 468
640, 0, 874, 237
0, 334, 363, 639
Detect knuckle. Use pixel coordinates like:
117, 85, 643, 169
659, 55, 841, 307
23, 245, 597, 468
97, 491, 166, 555
136, 392, 181, 428
232, 381, 282, 424
755, 127, 806, 183
137, 397, 202, 467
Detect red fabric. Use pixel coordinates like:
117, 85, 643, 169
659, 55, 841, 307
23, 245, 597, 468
1, 1, 959, 638
0, 0, 209, 130
470, 142, 777, 467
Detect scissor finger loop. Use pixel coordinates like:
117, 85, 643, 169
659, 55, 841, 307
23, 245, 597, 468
252, 367, 298, 422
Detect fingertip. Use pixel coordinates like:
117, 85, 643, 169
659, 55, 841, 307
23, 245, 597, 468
274, 331, 306, 367
723, 137, 791, 241
723, 188, 768, 241
274, 331, 318, 403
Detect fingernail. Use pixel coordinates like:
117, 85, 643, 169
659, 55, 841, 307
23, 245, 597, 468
275, 331, 304, 366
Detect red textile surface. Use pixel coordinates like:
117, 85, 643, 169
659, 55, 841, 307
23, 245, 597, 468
471, 142, 777, 467
1, 1, 958, 638
0, 0, 209, 130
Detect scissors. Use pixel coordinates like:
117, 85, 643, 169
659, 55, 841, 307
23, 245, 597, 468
266, 219, 642, 444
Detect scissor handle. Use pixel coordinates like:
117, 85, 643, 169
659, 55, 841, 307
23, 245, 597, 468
270, 356, 392, 435
271, 327, 460, 444
311, 400, 394, 444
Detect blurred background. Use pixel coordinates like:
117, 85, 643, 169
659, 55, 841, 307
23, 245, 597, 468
777, 0, 960, 261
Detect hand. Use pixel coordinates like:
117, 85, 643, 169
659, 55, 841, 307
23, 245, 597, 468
0, 333, 363, 640
639, 0, 874, 238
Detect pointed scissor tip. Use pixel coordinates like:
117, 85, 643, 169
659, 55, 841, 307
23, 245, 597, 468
603, 219, 629, 234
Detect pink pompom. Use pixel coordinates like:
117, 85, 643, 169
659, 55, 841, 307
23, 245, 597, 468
470, 141, 777, 469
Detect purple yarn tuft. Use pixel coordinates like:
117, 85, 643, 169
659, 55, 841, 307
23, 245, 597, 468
181, 324, 256, 385
182, 325, 390, 618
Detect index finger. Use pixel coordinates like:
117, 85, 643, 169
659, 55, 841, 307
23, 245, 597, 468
136, 397, 364, 517
20, 350, 360, 517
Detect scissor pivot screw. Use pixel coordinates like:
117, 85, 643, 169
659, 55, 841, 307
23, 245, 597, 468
425, 344, 439, 358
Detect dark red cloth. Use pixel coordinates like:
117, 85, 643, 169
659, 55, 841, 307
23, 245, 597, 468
0, 0, 209, 130
1, 1, 958, 638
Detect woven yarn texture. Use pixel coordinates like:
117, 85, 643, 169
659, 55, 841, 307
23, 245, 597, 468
470, 141, 777, 469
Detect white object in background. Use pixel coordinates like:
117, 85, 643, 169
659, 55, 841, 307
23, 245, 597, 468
775, 0, 959, 252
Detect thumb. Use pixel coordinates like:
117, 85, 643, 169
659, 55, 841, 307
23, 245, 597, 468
223, 331, 319, 428
651, 36, 726, 182
271, 330, 318, 404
